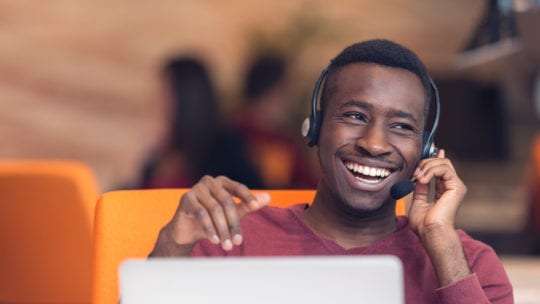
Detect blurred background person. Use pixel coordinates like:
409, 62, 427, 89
138, 56, 264, 189
229, 53, 319, 189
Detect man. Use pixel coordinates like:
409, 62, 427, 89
150, 39, 513, 303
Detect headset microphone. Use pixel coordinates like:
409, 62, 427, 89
390, 179, 416, 200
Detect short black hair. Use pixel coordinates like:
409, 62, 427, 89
321, 39, 432, 117
244, 54, 286, 101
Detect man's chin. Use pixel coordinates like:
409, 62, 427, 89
341, 192, 393, 215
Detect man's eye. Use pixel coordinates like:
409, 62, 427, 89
345, 112, 366, 121
392, 123, 415, 131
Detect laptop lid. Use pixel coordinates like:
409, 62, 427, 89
119, 256, 404, 304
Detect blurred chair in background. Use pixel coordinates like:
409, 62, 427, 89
462, 0, 518, 52
230, 53, 318, 189
0, 159, 99, 304
138, 56, 264, 189
527, 135, 540, 254
91, 189, 404, 304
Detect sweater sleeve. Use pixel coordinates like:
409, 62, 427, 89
435, 232, 514, 304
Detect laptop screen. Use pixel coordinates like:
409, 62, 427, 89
119, 256, 404, 304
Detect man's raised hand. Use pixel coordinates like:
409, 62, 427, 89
151, 176, 270, 256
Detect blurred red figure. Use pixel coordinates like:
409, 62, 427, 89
230, 54, 318, 189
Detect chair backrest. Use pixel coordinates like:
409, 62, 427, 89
0, 159, 99, 303
92, 189, 405, 304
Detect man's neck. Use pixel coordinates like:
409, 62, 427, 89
302, 189, 397, 250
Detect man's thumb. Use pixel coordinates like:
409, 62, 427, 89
251, 192, 271, 209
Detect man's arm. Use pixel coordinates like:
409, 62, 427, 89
435, 237, 514, 304
408, 149, 471, 285
419, 225, 471, 286
149, 175, 270, 257
406, 149, 515, 304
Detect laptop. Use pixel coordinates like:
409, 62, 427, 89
119, 256, 404, 304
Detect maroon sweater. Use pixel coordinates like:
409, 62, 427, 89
190, 204, 513, 304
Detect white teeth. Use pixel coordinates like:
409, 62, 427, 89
354, 176, 380, 184
344, 162, 391, 178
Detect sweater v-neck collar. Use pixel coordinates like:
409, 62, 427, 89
287, 204, 420, 254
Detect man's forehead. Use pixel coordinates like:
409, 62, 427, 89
329, 64, 423, 96
322, 63, 428, 122
329, 62, 422, 84
325, 63, 428, 104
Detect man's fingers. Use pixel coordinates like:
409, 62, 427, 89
414, 159, 456, 184
177, 192, 219, 245
220, 177, 257, 204
254, 192, 272, 206
411, 152, 467, 206
437, 148, 445, 159
208, 181, 244, 246
195, 186, 237, 251
218, 176, 271, 213
176, 175, 271, 251
411, 180, 430, 205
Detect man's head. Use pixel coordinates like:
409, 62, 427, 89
314, 39, 432, 214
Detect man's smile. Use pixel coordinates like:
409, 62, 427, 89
343, 160, 396, 186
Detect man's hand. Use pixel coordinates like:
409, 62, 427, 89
407, 149, 471, 287
150, 175, 271, 257
408, 149, 467, 236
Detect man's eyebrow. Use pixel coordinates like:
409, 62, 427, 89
387, 109, 419, 124
340, 100, 372, 110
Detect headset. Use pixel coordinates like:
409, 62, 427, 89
301, 65, 440, 160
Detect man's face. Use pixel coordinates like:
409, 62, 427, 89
317, 63, 426, 212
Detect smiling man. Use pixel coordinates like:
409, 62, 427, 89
150, 39, 513, 303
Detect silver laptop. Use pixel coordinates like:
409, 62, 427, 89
119, 256, 404, 304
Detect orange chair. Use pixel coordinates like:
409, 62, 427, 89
91, 189, 405, 304
0, 160, 99, 304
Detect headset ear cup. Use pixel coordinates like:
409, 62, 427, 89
301, 117, 311, 138
301, 116, 317, 147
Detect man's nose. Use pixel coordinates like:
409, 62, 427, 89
355, 125, 392, 156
